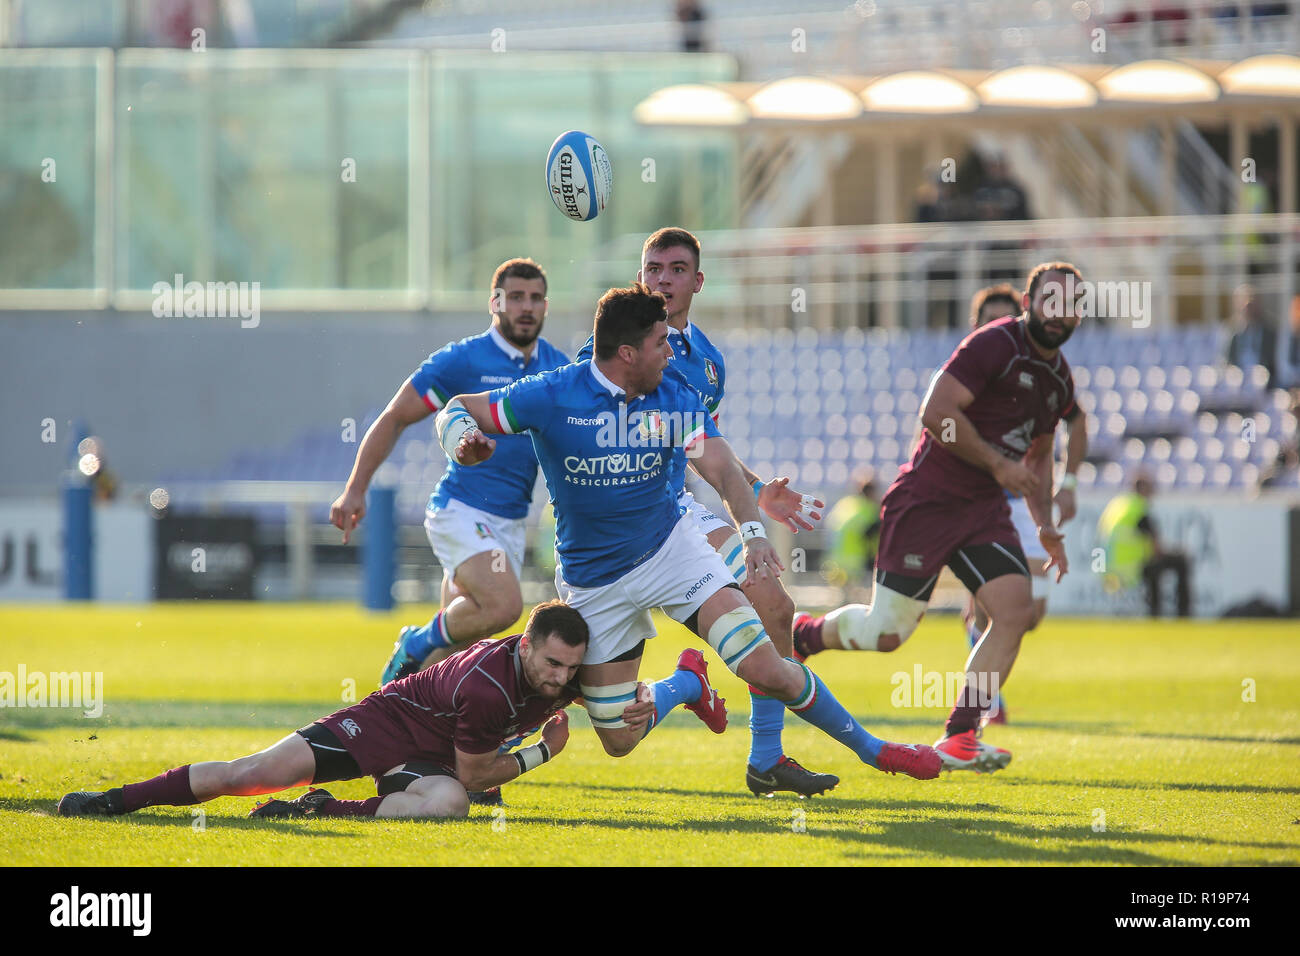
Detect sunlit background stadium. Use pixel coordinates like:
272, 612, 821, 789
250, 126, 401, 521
3, 0, 1297, 619
3, 0, 1300, 872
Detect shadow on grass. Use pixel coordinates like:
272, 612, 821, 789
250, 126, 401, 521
519, 781, 1299, 863
0, 730, 36, 742
515, 807, 1293, 865
0, 700, 328, 729
843, 714, 1300, 748
0, 796, 368, 837
996, 777, 1300, 796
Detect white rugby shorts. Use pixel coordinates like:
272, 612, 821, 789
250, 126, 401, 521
678, 489, 733, 538
424, 498, 526, 578
554, 514, 734, 665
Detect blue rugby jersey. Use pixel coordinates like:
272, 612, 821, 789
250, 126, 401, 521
577, 321, 726, 499
485, 360, 721, 587
411, 326, 569, 520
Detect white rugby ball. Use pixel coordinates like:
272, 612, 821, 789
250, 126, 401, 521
545, 130, 612, 222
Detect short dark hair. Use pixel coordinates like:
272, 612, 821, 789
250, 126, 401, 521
492, 257, 547, 296
970, 283, 1020, 329
642, 227, 701, 270
592, 282, 668, 361
525, 600, 589, 648
1025, 261, 1083, 302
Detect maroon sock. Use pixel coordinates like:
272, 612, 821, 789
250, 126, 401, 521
793, 615, 826, 657
314, 796, 384, 817
943, 683, 984, 737
120, 765, 198, 812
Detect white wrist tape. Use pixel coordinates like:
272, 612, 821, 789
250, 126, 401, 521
1058, 474, 1078, 491
512, 741, 551, 774
435, 398, 478, 458
740, 521, 766, 542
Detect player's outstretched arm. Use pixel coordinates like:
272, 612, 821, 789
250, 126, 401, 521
455, 711, 569, 792
436, 392, 500, 465
691, 436, 784, 581
703, 455, 825, 533
330, 381, 433, 544
922, 371, 1040, 498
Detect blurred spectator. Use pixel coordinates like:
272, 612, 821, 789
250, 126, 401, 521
972, 154, 1031, 221
1258, 385, 1300, 490
913, 169, 967, 223
1221, 283, 1277, 385
823, 471, 881, 588
1274, 292, 1300, 390
675, 0, 707, 53
1097, 470, 1191, 617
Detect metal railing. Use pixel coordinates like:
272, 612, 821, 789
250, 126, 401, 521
594, 213, 1300, 332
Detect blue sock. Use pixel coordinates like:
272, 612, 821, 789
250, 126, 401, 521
786, 660, 885, 767
644, 669, 703, 736
401, 609, 453, 660
748, 689, 785, 772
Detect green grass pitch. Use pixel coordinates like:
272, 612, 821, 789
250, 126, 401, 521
1, 604, 1297, 866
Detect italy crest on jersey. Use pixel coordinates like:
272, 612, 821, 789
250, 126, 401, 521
704, 359, 719, 387
637, 410, 667, 444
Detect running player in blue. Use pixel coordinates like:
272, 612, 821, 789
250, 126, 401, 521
329, 258, 570, 685
577, 228, 837, 798
435, 282, 942, 784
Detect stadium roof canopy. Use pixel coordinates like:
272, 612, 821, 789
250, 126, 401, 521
633, 55, 1300, 131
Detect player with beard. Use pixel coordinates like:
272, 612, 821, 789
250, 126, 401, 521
793, 263, 1083, 771
58, 602, 589, 821
434, 283, 942, 787
946, 283, 1088, 724
329, 259, 570, 686
576, 228, 837, 798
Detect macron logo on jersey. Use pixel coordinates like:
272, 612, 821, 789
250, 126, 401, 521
567, 416, 604, 426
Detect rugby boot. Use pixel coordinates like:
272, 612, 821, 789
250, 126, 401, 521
746, 756, 839, 797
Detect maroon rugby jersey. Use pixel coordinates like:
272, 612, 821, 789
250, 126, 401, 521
373, 633, 579, 761
899, 316, 1076, 500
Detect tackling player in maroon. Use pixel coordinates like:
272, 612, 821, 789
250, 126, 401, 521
57, 602, 598, 820
795, 263, 1084, 772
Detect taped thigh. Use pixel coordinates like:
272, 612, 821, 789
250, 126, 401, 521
579, 682, 638, 731
715, 532, 747, 584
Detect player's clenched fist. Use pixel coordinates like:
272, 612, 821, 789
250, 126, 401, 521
540, 710, 569, 756
329, 487, 367, 544
454, 430, 497, 466
991, 456, 1039, 498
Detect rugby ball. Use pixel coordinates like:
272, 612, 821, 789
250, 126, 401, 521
545, 130, 612, 222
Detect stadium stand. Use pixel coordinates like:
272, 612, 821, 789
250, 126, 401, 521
157, 325, 1299, 538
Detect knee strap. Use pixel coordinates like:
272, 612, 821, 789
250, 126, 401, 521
706, 606, 771, 674
716, 533, 747, 584
829, 588, 927, 651
579, 682, 638, 730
